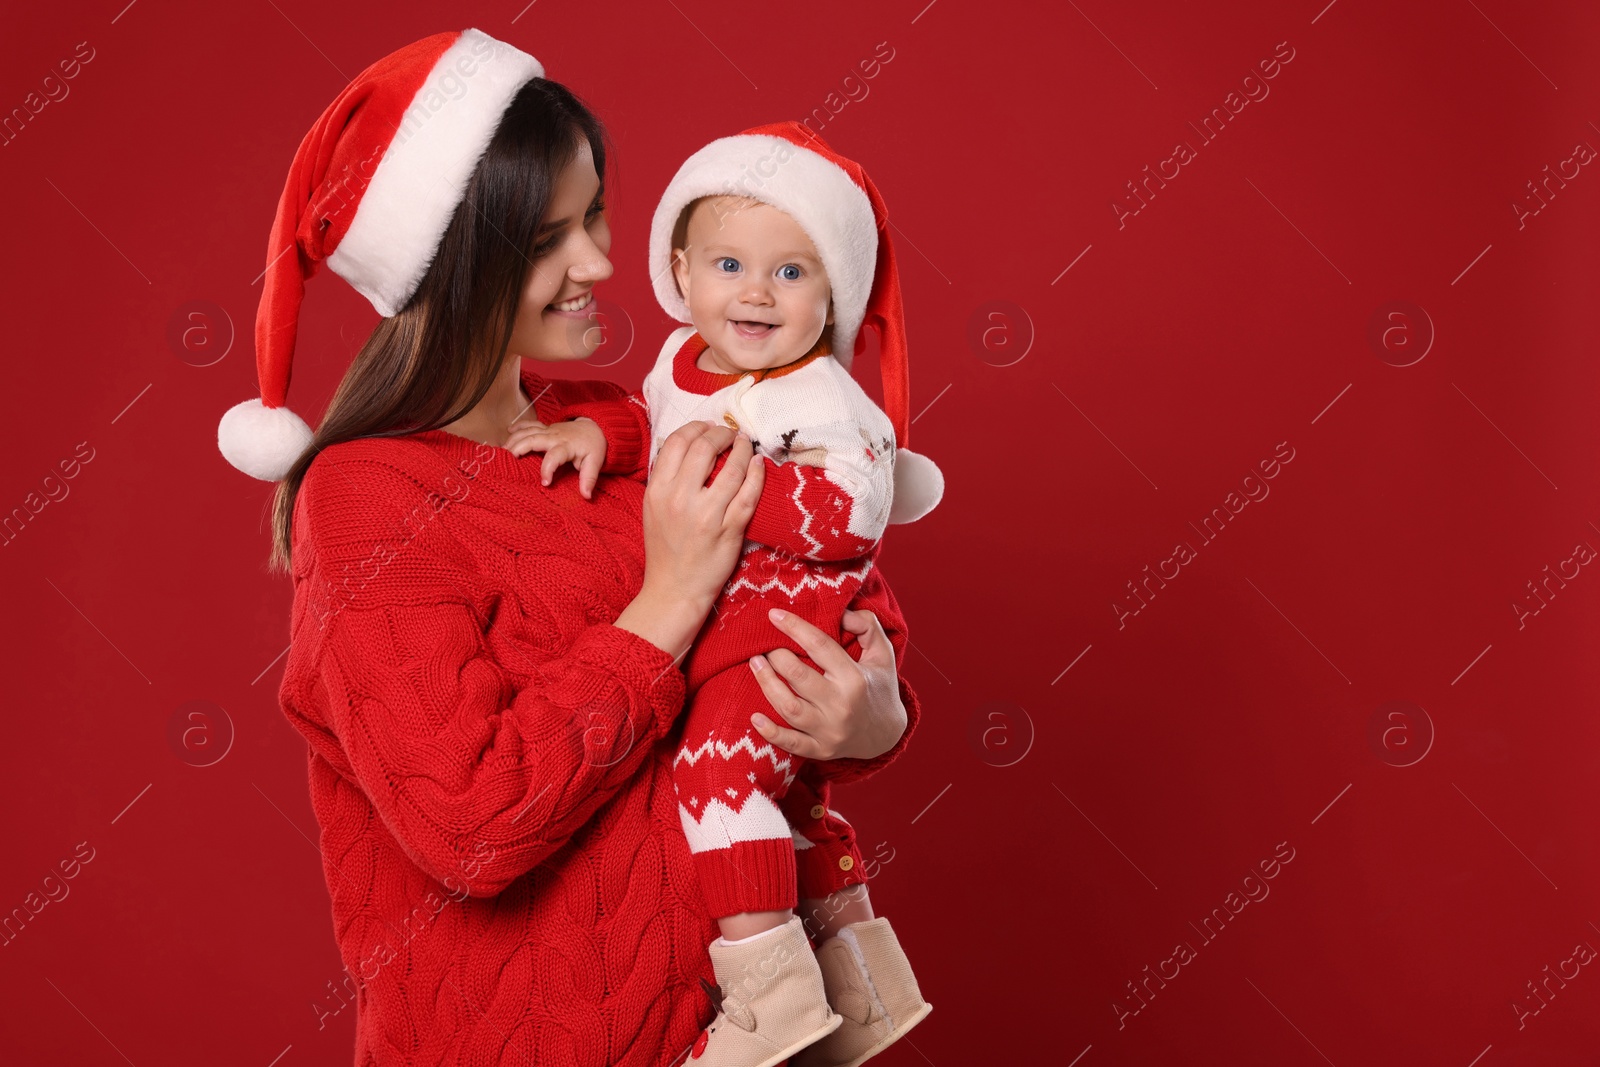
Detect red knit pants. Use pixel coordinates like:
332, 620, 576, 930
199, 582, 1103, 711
673, 660, 867, 919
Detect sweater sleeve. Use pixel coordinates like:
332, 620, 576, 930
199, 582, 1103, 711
736, 364, 896, 562
745, 458, 880, 561
536, 375, 652, 481
294, 454, 687, 898
702, 449, 889, 563
807, 565, 923, 786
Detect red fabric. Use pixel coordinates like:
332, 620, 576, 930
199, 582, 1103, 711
740, 458, 875, 562
256, 31, 459, 410
651, 335, 906, 718
644, 328, 913, 916
780, 775, 868, 899
676, 658, 866, 918
668, 333, 874, 563
277, 364, 918, 1067
669, 329, 826, 394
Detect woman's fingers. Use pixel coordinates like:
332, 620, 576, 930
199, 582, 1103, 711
840, 608, 877, 637
748, 653, 814, 728
647, 421, 700, 482
746, 660, 823, 759
677, 424, 737, 488
765, 608, 857, 680
729, 454, 765, 525
749, 710, 821, 760
759, 647, 833, 706
653, 420, 723, 484
842, 609, 894, 669
706, 433, 757, 510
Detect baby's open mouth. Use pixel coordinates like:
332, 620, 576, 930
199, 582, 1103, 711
731, 319, 777, 339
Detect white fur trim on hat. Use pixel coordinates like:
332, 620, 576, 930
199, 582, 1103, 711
218, 398, 314, 482
326, 29, 543, 317
649, 134, 877, 368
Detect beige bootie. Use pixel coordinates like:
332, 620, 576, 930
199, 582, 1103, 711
688, 915, 842, 1067
791, 917, 933, 1067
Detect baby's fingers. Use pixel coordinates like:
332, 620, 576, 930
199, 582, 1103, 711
540, 444, 573, 486
506, 429, 554, 458
577, 450, 603, 500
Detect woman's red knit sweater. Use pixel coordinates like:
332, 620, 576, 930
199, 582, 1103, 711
276, 366, 921, 1067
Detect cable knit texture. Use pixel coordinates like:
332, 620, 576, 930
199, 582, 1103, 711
277, 364, 921, 1067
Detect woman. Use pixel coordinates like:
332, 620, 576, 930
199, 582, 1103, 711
219, 30, 920, 1067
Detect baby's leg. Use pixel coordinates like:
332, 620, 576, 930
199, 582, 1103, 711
673, 665, 808, 939
780, 777, 933, 1061
781, 771, 878, 943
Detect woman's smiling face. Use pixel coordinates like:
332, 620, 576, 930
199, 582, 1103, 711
507, 136, 615, 363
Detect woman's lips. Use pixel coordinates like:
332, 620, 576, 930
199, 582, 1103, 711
545, 291, 595, 318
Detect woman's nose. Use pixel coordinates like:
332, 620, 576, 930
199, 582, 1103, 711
566, 249, 608, 283
569, 241, 613, 285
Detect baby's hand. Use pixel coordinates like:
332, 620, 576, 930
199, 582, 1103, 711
507, 416, 608, 499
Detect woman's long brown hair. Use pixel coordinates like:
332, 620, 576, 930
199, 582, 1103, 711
266, 77, 609, 573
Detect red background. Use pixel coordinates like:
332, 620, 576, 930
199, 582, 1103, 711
2, 1, 1597, 1064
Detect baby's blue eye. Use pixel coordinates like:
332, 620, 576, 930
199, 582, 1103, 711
779, 264, 802, 281
716, 257, 740, 273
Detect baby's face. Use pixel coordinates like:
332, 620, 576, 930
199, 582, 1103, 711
672, 196, 832, 374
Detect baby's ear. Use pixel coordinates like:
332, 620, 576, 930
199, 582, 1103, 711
825, 297, 835, 326
671, 247, 691, 299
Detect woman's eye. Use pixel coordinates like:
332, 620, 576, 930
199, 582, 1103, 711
586, 198, 606, 219
779, 264, 802, 281
716, 257, 740, 273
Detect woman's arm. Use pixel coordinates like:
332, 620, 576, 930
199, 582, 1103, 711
291, 422, 763, 898
302, 596, 688, 899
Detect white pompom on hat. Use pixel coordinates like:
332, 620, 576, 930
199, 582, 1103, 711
218, 28, 543, 481
648, 121, 943, 522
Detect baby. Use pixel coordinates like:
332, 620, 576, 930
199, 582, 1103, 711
525, 122, 941, 1067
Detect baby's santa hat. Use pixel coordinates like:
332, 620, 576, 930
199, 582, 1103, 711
648, 121, 943, 523
218, 28, 543, 481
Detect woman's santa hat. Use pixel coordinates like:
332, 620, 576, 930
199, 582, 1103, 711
218, 28, 543, 481
649, 121, 944, 524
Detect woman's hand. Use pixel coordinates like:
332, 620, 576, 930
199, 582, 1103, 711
612, 422, 764, 660
745, 607, 907, 762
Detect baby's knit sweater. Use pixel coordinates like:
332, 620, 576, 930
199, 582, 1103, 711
275, 365, 920, 1067
639, 327, 902, 689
